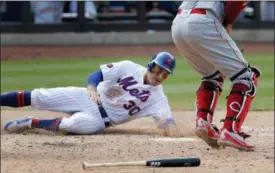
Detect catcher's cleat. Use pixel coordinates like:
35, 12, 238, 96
238, 131, 251, 139
4, 117, 33, 133
195, 118, 220, 148
217, 129, 255, 151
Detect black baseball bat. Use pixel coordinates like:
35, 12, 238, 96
146, 157, 200, 167
83, 157, 200, 169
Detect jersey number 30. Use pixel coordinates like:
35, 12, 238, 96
124, 100, 141, 115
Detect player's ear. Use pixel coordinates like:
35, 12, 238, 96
148, 62, 156, 72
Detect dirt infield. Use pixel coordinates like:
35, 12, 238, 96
1, 42, 274, 60
1, 110, 274, 173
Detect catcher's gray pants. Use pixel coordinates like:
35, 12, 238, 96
171, 9, 253, 87
31, 87, 107, 134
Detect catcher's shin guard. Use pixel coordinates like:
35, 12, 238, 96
195, 73, 224, 148
196, 73, 224, 123
222, 67, 260, 134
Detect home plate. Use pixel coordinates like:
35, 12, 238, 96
150, 137, 199, 142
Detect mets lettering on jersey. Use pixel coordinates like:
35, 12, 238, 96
117, 76, 151, 115
118, 77, 151, 102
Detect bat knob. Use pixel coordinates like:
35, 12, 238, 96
82, 162, 86, 170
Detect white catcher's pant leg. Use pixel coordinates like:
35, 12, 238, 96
31, 87, 106, 134
172, 12, 250, 80
172, 18, 217, 77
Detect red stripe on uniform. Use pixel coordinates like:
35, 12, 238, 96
21, 91, 25, 107
53, 118, 62, 131
17, 91, 21, 107
213, 20, 241, 62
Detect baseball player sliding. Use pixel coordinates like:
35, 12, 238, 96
172, 1, 260, 151
1, 52, 181, 137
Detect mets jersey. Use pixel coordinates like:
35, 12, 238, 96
97, 60, 173, 126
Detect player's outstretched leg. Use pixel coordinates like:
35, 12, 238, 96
4, 112, 106, 135
195, 72, 224, 148
4, 117, 62, 133
1, 91, 31, 107
218, 67, 261, 151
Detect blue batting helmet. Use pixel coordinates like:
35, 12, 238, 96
147, 52, 176, 74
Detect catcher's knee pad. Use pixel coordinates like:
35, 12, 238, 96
230, 66, 261, 88
224, 66, 261, 133
196, 71, 224, 123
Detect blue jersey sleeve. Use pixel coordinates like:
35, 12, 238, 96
86, 69, 103, 87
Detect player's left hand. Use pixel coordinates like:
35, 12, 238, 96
87, 85, 101, 105
224, 24, 232, 36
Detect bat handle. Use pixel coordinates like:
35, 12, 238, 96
82, 161, 146, 169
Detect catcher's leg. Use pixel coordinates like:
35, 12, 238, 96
172, 23, 224, 148
218, 67, 261, 151
195, 71, 224, 148
1, 91, 31, 107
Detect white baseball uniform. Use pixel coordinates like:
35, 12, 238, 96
31, 61, 173, 134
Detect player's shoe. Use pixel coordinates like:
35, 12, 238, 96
217, 128, 255, 151
4, 117, 33, 133
195, 118, 220, 148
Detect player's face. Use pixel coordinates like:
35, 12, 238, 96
148, 65, 170, 86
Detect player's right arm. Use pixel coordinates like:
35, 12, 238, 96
151, 98, 181, 137
223, 1, 250, 35
225, 24, 232, 35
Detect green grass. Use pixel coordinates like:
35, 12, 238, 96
1, 55, 274, 110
